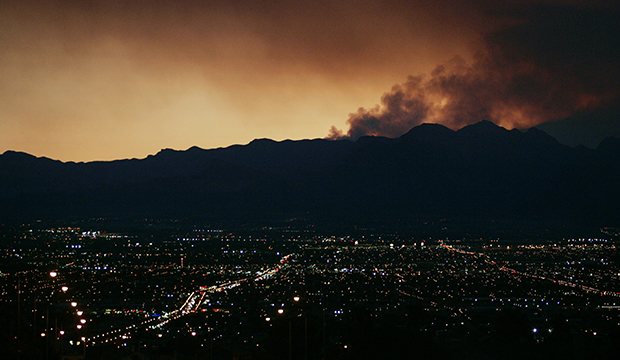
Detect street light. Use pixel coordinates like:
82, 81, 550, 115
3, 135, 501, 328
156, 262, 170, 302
41, 270, 59, 360
71, 302, 78, 307
291, 295, 307, 360
80, 337, 86, 356
277, 308, 293, 360
61, 286, 69, 292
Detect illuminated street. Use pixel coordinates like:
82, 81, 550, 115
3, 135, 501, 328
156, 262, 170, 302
2, 225, 620, 359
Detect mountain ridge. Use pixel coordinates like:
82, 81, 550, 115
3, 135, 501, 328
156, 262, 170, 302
1, 121, 619, 225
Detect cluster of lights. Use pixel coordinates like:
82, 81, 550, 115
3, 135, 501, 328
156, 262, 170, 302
87, 325, 139, 346
17, 228, 620, 360
89, 306, 192, 347
44, 271, 88, 339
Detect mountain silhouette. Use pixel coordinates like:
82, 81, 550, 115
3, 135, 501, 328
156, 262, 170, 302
1, 121, 619, 226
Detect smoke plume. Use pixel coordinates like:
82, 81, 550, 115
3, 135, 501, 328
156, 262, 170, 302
328, 5, 620, 140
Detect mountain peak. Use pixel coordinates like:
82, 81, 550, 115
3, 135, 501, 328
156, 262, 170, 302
400, 123, 455, 144
457, 120, 506, 134
1, 150, 35, 158
524, 127, 561, 146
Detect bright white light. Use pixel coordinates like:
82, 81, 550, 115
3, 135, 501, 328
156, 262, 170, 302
71, 302, 78, 307
77, 311, 83, 316
77, 325, 82, 329
50, 271, 57, 278
61, 286, 69, 292
80, 319, 87, 324
293, 296, 300, 302
278, 309, 284, 314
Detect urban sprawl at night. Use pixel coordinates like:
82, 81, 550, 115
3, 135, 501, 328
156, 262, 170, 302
1, 222, 619, 360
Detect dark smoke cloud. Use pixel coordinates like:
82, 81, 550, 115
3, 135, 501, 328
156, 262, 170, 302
329, 4, 620, 140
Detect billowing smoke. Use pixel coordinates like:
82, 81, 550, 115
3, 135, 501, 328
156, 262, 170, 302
328, 5, 620, 140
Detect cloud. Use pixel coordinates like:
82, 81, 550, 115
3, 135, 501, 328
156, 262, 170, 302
0, 0, 482, 160
329, 4, 620, 140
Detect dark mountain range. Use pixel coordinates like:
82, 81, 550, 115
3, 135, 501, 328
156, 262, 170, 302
2, 121, 620, 226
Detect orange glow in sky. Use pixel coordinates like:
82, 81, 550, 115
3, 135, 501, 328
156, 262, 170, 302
1, 0, 618, 160
0, 0, 483, 161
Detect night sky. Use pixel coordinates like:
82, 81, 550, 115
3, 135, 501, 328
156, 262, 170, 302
2, 0, 619, 161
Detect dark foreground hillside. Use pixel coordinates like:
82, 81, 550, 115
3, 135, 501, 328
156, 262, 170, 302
2, 121, 620, 227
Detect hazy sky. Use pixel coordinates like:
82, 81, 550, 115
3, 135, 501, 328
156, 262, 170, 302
1, 0, 618, 161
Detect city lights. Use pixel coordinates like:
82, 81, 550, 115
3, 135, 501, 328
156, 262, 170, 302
4, 225, 620, 359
